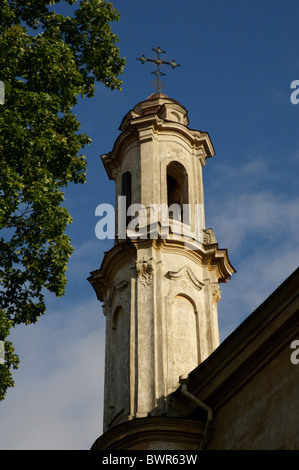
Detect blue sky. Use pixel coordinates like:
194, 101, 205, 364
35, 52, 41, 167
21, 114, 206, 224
0, 0, 299, 449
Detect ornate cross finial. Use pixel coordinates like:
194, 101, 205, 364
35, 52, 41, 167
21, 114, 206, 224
137, 46, 180, 93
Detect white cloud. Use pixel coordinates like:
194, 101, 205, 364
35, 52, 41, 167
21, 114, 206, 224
210, 159, 299, 341
218, 239, 299, 341
211, 191, 299, 254
0, 298, 105, 450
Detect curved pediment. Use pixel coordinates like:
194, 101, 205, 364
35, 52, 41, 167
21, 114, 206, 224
165, 265, 204, 290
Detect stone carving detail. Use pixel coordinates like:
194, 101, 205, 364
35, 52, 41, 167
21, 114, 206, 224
104, 279, 129, 309
136, 256, 154, 286
165, 265, 204, 290
203, 228, 217, 245
210, 283, 221, 303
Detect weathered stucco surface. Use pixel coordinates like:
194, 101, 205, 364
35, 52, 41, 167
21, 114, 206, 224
88, 95, 234, 432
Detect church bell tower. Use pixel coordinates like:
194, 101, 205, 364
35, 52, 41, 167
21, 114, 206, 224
88, 92, 235, 449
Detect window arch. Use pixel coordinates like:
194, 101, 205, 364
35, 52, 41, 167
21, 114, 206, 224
166, 161, 188, 221
169, 294, 199, 386
121, 171, 132, 226
121, 171, 132, 208
111, 306, 129, 421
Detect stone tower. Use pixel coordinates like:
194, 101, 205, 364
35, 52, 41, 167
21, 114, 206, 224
88, 93, 235, 448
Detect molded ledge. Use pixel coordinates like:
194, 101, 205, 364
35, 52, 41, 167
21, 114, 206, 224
91, 417, 205, 450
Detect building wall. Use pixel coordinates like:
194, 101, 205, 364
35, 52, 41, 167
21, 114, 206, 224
207, 337, 299, 450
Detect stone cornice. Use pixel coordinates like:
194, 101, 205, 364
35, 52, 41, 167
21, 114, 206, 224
87, 237, 235, 303
91, 416, 205, 450
87, 242, 136, 302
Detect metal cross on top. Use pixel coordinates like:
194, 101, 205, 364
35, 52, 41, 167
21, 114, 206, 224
137, 46, 180, 93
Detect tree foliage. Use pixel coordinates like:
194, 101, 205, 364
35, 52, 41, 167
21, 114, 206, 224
0, 0, 125, 399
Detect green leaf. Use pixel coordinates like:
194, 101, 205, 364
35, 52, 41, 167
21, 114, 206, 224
0, 0, 125, 400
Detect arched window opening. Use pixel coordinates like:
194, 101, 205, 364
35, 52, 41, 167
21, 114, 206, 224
166, 161, 188, 221
111, 306, 129, 421
168, 294, 199, 389
121, 171, 132, 226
